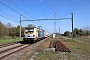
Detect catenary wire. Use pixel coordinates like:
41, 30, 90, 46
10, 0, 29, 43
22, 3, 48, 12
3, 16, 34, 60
0, 14, 18, 23
0, 2, 29, 19
39, 0, 47, 18
9, 0, 36, 19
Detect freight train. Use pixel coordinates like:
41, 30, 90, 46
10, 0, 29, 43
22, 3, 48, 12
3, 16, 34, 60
23, 27, 49, 42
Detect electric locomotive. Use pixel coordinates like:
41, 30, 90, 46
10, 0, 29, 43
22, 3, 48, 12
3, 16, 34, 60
23, 27, 38, 42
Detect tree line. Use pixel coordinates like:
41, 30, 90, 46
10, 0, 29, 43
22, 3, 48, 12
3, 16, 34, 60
0, 21, 90, 39
0, 22, 25, 38
0, 21, 35, 39
63, 27, 90, 37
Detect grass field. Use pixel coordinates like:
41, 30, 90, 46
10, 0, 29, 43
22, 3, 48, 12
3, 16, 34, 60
34, 37, 90, 60
0, 37, 20, 44
65, 38, 90, 60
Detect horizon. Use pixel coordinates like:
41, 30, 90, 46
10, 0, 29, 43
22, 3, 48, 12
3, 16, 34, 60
0, 0, 90, 33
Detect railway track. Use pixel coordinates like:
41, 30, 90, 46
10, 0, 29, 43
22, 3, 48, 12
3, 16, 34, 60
0, 43, 30, 60
0, 38, 46, 60
0, 42, 18, 48
0, 41, 32, 60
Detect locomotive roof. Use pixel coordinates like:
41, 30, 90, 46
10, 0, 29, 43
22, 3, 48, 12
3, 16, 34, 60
25, 27, 36, 29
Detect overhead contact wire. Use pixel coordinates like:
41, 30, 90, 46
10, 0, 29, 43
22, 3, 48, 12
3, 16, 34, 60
9, 0, 36, 19
0, 2, 29, 19
39, 0, 47, 18
0, 15, 18, 23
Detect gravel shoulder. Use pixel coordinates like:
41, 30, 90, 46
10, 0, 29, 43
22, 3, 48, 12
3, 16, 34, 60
3, 39, 46, 60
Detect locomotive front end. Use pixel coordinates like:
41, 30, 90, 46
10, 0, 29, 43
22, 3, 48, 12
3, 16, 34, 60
23, 27, 37, 41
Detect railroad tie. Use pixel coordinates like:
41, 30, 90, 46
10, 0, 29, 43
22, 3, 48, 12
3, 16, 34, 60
55, 40, 71, 52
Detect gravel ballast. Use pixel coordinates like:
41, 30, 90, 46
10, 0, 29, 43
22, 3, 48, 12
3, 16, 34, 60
3, 39, 46, 60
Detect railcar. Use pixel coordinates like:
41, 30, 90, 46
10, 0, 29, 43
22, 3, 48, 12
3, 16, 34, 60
44, 32, 50, 37
37, 29, 45, 40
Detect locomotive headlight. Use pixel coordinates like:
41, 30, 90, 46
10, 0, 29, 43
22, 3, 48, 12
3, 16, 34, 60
33, 35, 35, 37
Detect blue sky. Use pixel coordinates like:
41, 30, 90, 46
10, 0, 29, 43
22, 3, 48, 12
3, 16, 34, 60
0, 0, 90, 33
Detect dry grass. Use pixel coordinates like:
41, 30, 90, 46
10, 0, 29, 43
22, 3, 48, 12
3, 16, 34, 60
35, 37, 90, 60
63, 38, 90, 60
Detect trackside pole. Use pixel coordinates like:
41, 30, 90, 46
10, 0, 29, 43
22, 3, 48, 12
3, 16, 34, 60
20, 14, 22, 41
71, 13, 74, 40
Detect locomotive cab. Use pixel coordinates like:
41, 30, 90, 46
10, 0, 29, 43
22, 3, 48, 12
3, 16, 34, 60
23, 27, 37, 41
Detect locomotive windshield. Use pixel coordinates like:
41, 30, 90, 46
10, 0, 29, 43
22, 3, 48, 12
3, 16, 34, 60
25, 28, 34, 32
29, 28, 34, 31
25, 28, 29, 32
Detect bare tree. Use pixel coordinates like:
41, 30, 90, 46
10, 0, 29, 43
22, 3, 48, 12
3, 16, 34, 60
26, 24, 35, 28
83, 25, 90, 36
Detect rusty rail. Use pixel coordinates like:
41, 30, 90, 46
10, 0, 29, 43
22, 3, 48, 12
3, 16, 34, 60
55, 40, 71, 52
0, 44, 31, 60
0, 42, 18, 48
0, 38, 46, 60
